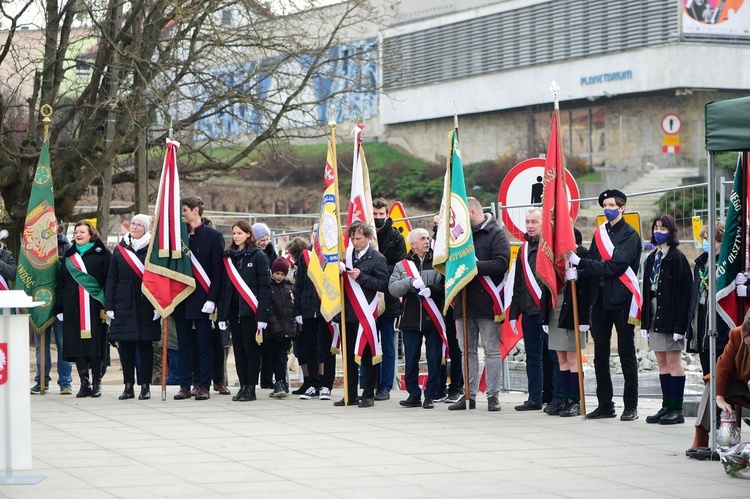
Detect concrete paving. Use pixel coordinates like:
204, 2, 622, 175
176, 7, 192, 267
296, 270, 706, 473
2, 385, 748, 498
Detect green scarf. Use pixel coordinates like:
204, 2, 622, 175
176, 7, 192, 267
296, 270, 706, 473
76, 241, 95, 255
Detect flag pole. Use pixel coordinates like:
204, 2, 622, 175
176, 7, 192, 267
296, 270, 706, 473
329, 111, 349, 406
160, 119, 173, 402
455, 106, 471, 410
39, 105, 53, 396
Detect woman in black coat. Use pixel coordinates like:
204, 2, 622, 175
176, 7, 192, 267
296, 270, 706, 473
640, 214, 693, 425
218, 220, 272, 402
57, 221, 111, 398
105, 214, 160, 401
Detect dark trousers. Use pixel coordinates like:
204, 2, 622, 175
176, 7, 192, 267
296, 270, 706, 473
345, 321, 376, 399
268, 338, 292, 384
260, 344, 274, 388
175, 318, 213, 389
191, 326, 226, 385
302, 317, 336, 389
440, 308, 463, 392
403, 329, 442, 400
75, 355, 102, 381
591, 307, 639, 409
120, 341, 153, 385
230, 318, 261, 387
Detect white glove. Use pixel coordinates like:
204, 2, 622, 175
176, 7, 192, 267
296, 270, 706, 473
218, 321, 228, 331
339, 262, 347, 273
579, 325, 590, 333
567, 252, 581, 266
412, 277, 425, 290
640, 329, 649, 340
736, 272, 748, 286
738, 285, 748, 298
153, 310, 160, 321
542, 325, 549, 333
106, 310, 115, 320
510, 319, 519, 335
418, 287, 431, 299
201, 301, 216, 314
673, 333, 684, 342
565, 267, 578, 281
56, 313, 63, 322
295, 315, 303, 325
257, 321, 267, 331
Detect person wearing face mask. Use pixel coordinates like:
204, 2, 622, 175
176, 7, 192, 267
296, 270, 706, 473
640, 215, 693, 425
687, 222, 729, 376
372, 198, 407, 401
253, 222, 277, 391
105, 214, 161, 400
566, 189, 642, 421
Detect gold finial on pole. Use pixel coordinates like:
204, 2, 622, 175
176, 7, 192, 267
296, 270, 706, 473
550, 80, 560, 111
327, 108, 337, 130
41, 104, 53, 141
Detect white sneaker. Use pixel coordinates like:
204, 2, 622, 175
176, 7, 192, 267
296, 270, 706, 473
319, 387, 331, 400
300, 386, 319, 400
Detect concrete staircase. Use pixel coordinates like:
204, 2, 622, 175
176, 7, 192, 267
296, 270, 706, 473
579, 166, 701, 220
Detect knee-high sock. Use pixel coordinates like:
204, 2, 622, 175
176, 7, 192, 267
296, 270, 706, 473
659, 373, 672, 408
671, 375, 686, 410
569, 370, 580, 402
560, 370, 570, 400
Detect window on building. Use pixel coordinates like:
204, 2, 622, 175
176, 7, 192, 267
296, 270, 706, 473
534, 106, 606, 167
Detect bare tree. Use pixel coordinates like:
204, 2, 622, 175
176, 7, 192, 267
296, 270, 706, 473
0, 0, 394, 242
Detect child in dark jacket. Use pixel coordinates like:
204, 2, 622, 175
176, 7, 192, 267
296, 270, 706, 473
268, 258, 297, 397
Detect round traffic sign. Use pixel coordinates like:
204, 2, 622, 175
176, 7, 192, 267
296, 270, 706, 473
498, 158, 580, 241
661, 114, 681, 135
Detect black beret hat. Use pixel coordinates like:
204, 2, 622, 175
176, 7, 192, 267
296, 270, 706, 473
598, 189, 627, 207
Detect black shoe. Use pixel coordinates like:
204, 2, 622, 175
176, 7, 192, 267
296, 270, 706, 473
514, 400, 543, 411
76, 378, 91, 398
239, 386, 256, 402
374, 389, 390, 401
333, 396, 359, 406
358, 397, 374, 408
90, 379, 102, 398
646, 407, 671, 424
448, 395, 476, 410
292, 381, 310, 395
488, 395, 501, 412
587, 404, 617, 419
138, 384, 151, 400
119, 383, 135, 400
270, 381, 287, 398
423, 398, 434, 409
620, 408, 638, 421
445, 389, 464, 404
399, 396, 421, 408
544, 401, 562, 415
232, 386, 246, 401
686, 447, 720, 461
560, 401, 581, 417
659, 410, 684, 425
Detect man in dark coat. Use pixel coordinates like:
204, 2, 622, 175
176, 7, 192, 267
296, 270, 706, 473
451, 197, 510, 411
567, 189, 641, 421
334, 221, 389, 408
173, 196, 225, 401
372, 198, 407, 401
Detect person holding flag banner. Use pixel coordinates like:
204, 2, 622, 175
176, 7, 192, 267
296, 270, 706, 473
435, 126, 510, 412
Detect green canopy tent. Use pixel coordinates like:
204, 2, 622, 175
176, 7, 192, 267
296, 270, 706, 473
704, 95, 750, 453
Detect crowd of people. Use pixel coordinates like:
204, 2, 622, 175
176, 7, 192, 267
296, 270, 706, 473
27, 191, 750, 444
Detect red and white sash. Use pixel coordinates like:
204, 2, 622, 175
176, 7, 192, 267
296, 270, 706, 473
191, 253, 211, 294
477, 268, 505, 323
593, 223, 642, 325
401, 258, 448, 361
302, 249, 340, 353
519, 242, 543, 309
69, 253, 93, 335
344, 245, 381, 364
0, 275, 8, 291
223, 256, 258, 313
116, 244, 144, 279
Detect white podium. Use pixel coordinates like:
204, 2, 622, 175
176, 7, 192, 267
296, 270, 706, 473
0, 290, 45, 484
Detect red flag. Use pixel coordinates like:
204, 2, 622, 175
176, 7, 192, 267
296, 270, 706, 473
537, 110, 576, 309
142, 139, 196, 316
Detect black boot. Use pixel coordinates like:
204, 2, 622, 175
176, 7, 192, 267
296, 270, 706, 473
119, 383, 135, 400
138, 384, 151, 400
232, 385, 246, 401
91, 378, 102, 398
239, 385, 256, 401
76, 376, 91, 398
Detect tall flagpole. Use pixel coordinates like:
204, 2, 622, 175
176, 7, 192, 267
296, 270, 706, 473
328, 111, 349, 406
39, 104, 53, 396
454, 105, 471, 410
160, 118, 174, 402
550, 81, 587, 419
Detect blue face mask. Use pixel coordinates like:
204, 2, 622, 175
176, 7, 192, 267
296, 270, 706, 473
702, 240, 710, 253
604, 208, 620, 221
654, 232, 669, 245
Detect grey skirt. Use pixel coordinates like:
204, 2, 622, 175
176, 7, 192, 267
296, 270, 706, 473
549, 326, 587, 352
648, 332, 685, 352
